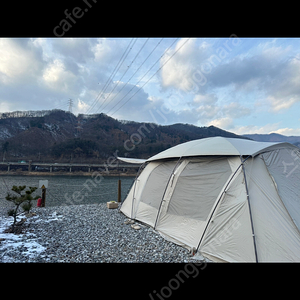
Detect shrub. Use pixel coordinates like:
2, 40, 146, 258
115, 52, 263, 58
5, 185, 40, 232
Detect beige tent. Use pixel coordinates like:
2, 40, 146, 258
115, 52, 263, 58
119, 137, 300, 262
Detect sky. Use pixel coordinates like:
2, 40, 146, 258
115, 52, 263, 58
0, 37, 300, 136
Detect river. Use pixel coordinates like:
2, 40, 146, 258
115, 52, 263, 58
0, 175, 135, 207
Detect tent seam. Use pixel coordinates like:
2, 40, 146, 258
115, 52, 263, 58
130, 161, 148, 218
195, 158, 246, 255
240, 156, 259, 263
153, 156, 183, 229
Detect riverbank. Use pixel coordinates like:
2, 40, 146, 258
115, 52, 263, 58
0, 203, 204, 263
0, 171, 136, 177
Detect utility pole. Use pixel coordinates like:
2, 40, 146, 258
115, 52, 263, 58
118, 179, 121, 203
75, 115, 83, 138
68, 98, 73, 113
117, 161, 121, 203
41, 187, 46, 207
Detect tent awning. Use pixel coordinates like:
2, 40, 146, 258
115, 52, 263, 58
117, 157, 147, 164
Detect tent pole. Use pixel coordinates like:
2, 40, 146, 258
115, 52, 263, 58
195, 162, 243, 254
153, 157, 182, 230
129, 162, 147, 219
240, 156, 258, 263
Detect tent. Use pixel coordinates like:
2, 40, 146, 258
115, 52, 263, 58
119, 137, 300, 262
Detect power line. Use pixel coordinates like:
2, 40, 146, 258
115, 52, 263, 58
106, 38, 183, 117
84, 38, 135, 115
108, 38, 190, 117
42, 98, 69, 112
104, 38, 177, 116
98, 38, 164, 115
92, 38, 138, 114
54, 103, 69, 111
85, 38, 136, 115
95, 38, 150, 114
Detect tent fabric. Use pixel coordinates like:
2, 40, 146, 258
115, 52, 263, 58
120, 137, 300, 262
155, 157, 235, 249
166, 158, 232, 220
120, 161, 160, 219
147, 136, 297, 162
136, 161, 177, 227
117, 157, 146, 164
199, 169, 256, 262
244, 156, 300, 261
261, 148, 300, 232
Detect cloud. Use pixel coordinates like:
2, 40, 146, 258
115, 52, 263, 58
101, 81, 201, 125
0, 38, 44, 84
92, 38, 125, 67
0, 101, 11, 112
51, 38, 96, 64
87, 80, 151, 120
0, 38, 118, 113
208, 42, 300, 113
231, 123, 300, 136
160, 38, 300, 120
160, 38, 210, 92
156, 37, 256, 129
209, 52, 279, 90
67, 98, 92, 115
191, 92, 252, 127
265, 57, 300, 112
193, 93, 217, 105
272, 128, 300, 136
231, 123, 281, 135
208, 117, 234, 129
222, 102, 252, 119
267, 95, 299, 112
159, 36, 243, 95
0, 38, 298, 137
42, 59, 78, 93
43, 59, 68, 83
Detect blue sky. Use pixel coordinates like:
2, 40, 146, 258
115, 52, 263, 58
0, 37, 300, 136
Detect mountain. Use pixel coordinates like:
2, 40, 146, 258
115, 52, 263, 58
0, 109, 249, 163
243, 133, 300, 147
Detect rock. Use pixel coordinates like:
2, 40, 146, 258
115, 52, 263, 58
0, 203, 198, 263
124, 219, 135, 225
131, 224, 141, 230
25, 212, 37, 218
107, 202, 118, 209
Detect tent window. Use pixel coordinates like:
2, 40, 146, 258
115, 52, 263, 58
140, 161, 177, 209
167, 158, 231, 221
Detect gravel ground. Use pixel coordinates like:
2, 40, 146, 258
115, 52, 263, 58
0, 201, 204, 263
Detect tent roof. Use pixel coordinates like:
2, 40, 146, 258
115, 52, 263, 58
147, 136, 298, 162
116, 157, 147, 164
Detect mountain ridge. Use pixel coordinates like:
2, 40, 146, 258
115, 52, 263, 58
243, 133, 300, 147
0, 109, 249, 163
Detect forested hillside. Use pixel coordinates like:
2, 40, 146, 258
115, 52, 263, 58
0, 109, 248, 163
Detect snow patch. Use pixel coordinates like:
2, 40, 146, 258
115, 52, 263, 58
0, 213, 62, 262
0, 128, 12, 140
17, 121, 27, 130
42, 211, 64, 223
